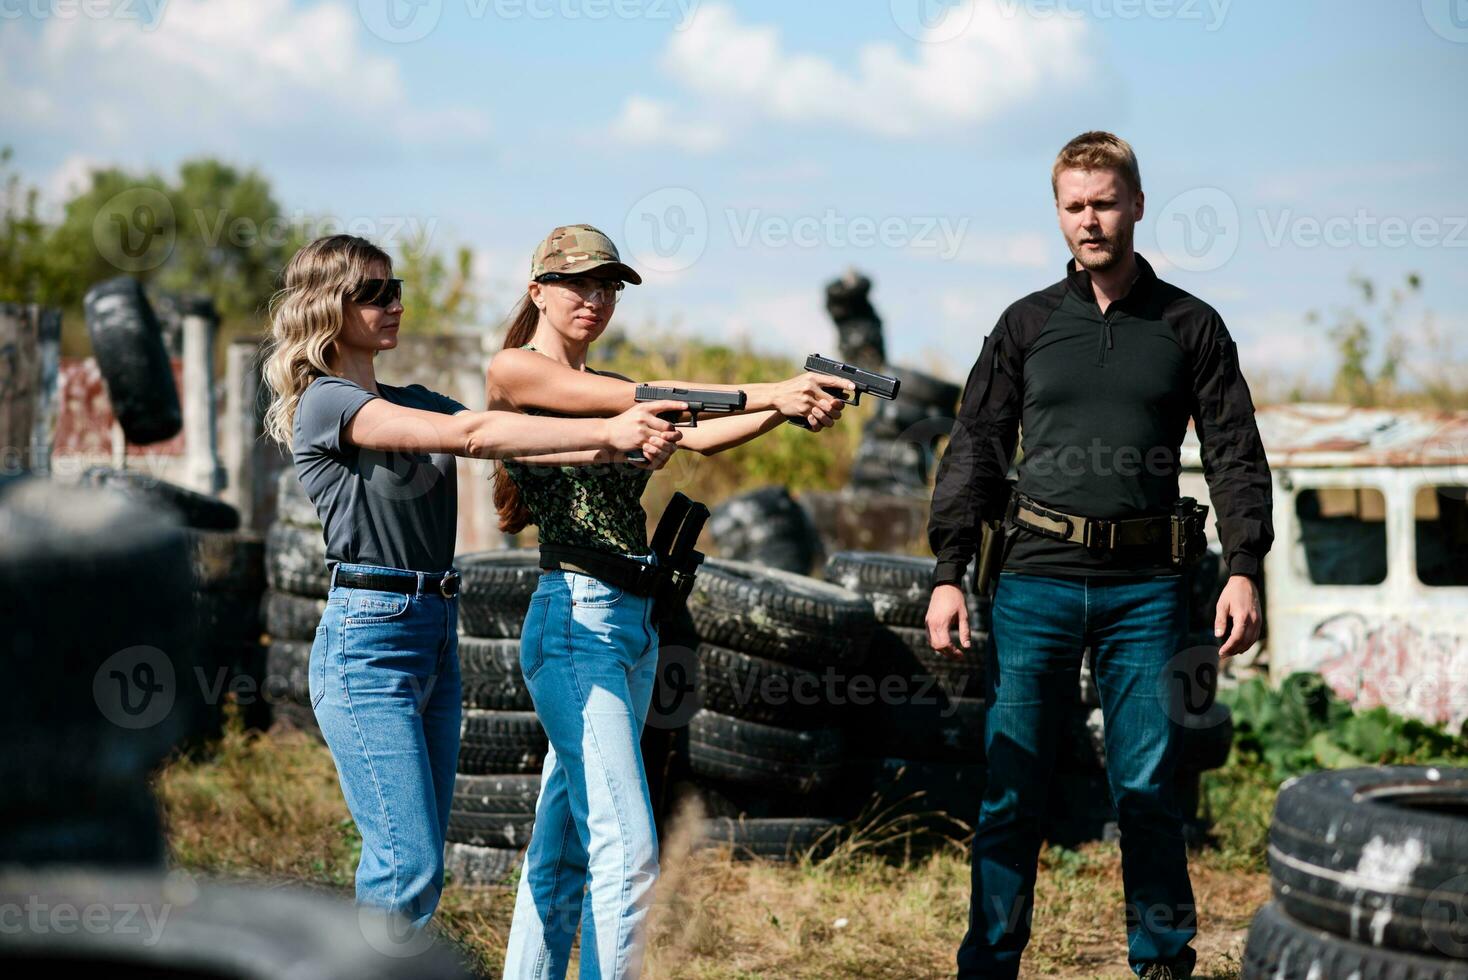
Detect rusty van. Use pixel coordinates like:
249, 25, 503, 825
1180, 403, 1468, 732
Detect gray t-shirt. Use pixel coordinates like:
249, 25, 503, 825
293, 375, 469, 573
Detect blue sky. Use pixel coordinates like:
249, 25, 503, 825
4, 0, 1466, 392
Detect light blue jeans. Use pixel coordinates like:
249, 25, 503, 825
309, 561, 462, 930
503, 552, 661, 980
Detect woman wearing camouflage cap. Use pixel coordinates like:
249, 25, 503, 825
492, 224, 854, 979
260, 234, 687, 933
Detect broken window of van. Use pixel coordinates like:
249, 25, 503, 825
1415, 485, 1468, 587
1294, 487, 1387, 586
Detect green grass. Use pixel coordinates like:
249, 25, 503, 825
153, 707, 1275, 978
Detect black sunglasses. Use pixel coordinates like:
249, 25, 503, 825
348, 278, 403, 309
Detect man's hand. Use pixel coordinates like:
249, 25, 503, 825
1215, 574, 1262, 658
925, 584, 971, 661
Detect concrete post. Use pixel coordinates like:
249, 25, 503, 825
181, 296, 224, 494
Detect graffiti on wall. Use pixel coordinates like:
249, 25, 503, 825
1309, 612, 1468, 730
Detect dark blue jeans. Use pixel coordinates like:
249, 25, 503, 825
957, 572, 1197, 980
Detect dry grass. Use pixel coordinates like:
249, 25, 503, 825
154, 714, 1272, 979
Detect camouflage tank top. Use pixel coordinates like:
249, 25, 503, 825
501, 345, 652, 555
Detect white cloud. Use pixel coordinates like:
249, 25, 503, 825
609, 96, 728, 154
1, 0, 488, 158
660, 0, 1096, 138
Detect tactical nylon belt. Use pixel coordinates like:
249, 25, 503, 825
1005, 492, 1170, 550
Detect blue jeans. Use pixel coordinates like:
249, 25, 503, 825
309, 561, 462, 930
957, 572, 1196, 980
503, 552, 661, 980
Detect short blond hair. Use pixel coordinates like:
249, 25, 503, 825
1051, 131, 1142, 199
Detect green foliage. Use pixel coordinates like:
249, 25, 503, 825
397, 228, 478, 334
1219, 671, 1468, 782
0, 148, 67, 305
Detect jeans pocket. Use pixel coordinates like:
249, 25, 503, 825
343, 588, 413, 625
520, 594, 551, 682
571, 572, 624, 607
309, 624, 328, 709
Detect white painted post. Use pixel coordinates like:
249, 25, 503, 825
223, 337, 268, 527
181, 296, 224, 494
29, 306, 61, 475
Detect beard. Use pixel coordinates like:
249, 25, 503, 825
1069, 222, 1134, 272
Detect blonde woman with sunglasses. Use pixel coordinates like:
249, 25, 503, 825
260, 234, 687, 930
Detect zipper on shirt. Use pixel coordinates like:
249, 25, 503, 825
1097, 312, 1114, 366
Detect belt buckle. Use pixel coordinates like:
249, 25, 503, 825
439, 572, 460, 598
1085, 519, 1115, 549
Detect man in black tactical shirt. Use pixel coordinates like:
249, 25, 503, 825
926, 132, 1273, 980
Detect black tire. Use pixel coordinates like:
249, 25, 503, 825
266, 522, 329, 598
698, 817, 843, 862
863, 396, 937, 440
456, 550, 542, 638
0, 869, 477, 977
868, 624, 985, 697
83, 276, 182, 445
79, 466, 240, 531
708, 486, 822, 575
844, 694, 986, 764
1, 478, 199, 815
194, 588, 263, 644
1269, 766, 1468, 959
687, 558, 875, 670
452, 773, 541, 815
265, 590, 327, 642
445, 812, 536, 849
890, 366, 961, 410
458, 710, 548, 775
186, 528, 265, 592
842, 756, 987, 825
687, 709, 844, 795
456, 636, 534, 711
276, 467, 322, 529
697, 642, 830, 728
266, 640, 312, 705
847, 436, 930, 492
1242, 901, 1468, 980
824, 552, 936, 628
445, 841, 522, 888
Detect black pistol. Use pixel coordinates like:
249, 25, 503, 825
626, 385, 747, 463
786, 354, 901, 429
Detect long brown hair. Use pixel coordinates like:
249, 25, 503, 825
261, 235, 392, 448
492, 292, 542, 534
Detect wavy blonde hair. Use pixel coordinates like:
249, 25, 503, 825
261, 235, 392, 448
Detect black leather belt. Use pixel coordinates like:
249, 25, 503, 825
330, 564, 461, 598
539, 544, 664, 597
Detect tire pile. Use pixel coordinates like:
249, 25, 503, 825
848, 366, 961, 496
0, 472, 473, 977
80, 466, 267, 747
1242, 766, 1468, 979
263, 470, 333, 737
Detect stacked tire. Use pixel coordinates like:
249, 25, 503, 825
848, 367, 960, 496
263, 470, 330, 738
1243, 767, 1468, 979
80, 466, 265, 749
444, 550, 549, 887
707, 485, 823, 575
682, 558, 877, 861
822, 552, 987, 833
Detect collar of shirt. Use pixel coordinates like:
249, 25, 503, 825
1064, 251, 1158, 311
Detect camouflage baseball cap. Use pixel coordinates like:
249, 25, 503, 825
530, 224, 642, 285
